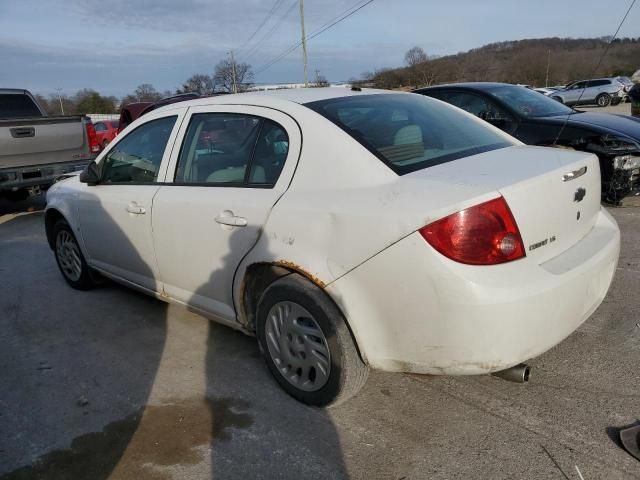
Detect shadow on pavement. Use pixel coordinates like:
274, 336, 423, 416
0, 193, 348, 479
0, 194, 46, 217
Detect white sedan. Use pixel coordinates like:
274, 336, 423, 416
45, 88, 620, 406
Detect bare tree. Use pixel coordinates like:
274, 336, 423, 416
134, 84, 162, 102
404, 46, 435, 88
177, 74, 215, 95
214, 59, 254, 93
405, 46, 428, 67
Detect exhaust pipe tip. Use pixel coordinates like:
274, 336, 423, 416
491, 363, 531, 383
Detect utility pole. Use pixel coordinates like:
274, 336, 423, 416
55, 88, 64, 115
545, 49, 551, 88
299, 0, 309, 87
230, 50, 238, 94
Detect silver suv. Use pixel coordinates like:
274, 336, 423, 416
550, 78, 624, 107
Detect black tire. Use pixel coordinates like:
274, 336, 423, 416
551, 96, 564, 104
596, 93, 611, 107
611, 97, 622, 106
52, 219, 98, 290
256, 274, 368, 407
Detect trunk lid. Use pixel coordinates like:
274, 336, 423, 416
423, 145, 601, 263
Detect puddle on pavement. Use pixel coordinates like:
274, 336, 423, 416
1, 397, 253, 480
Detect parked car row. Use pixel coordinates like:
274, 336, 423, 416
46, 87, 620, 406
415, 82, 640, 203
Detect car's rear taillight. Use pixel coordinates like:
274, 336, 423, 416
85, 122, 100, 153
419, 196, 525, 265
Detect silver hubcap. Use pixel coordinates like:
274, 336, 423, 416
265, 301, 331, 392
599, 96, 608, 106
56, 230, 82, 282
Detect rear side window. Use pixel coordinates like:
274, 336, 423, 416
0, 94, 42, 119
174, 113, 288, 187
306, 94, 514, 175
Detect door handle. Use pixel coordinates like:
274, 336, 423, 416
215, 210, 247, 228
126, 202, 146, 215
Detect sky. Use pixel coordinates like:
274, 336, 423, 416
0, 0, 638, 98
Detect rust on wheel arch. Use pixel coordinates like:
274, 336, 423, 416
272, 260, 327, 289
239, 261, 328, 331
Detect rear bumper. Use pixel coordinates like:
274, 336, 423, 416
0, 160, 91, 192
327, 208, 620, 375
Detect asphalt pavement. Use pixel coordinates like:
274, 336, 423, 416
0, 195, 639, 479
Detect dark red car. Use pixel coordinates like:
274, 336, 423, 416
93, 120, 119, 150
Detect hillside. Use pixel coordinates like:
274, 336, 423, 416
366, 37, 640, 89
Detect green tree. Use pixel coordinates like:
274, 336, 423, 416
74, 89, 117, 114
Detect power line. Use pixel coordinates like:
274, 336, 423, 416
254, 0, 373, 75
253, 0, 375, 77
239, 0, 298, 63
237, 0, 285, 57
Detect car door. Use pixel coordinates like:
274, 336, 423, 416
77, 110, 184, 291
151, 105, 301, 322
564, 81, 586, 104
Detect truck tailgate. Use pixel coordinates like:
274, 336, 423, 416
0, 116, 89, 168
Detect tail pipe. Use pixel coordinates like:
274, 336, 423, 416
492, 363, 531, 383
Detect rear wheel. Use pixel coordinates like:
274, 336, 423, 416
53, 219, 98, 290
596, 93, 611, 107
256, 274, 368, 407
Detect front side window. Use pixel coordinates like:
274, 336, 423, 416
100, 115, 177, 184
174, 113, 288, 186
306, 93, 515, 175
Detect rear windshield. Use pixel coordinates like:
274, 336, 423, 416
0, 93, 43, 119
305, 94, 514, 175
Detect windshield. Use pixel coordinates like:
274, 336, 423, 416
306, 93, 515, 175
485, 85, 574, 118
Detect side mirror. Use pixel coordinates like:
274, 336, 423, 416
79, 161, 100, 185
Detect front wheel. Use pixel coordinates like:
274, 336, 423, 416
53, 219, 99, 290
596, 93, 611, 107
256, 275, 368, 407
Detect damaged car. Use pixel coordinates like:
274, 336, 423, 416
415, 83, 640, 203
45, 88, 619, 406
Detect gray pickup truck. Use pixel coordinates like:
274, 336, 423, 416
0, 89, 99, 200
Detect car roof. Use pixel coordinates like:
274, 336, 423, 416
417, 82, 517, 92
151, 87, 396, 114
